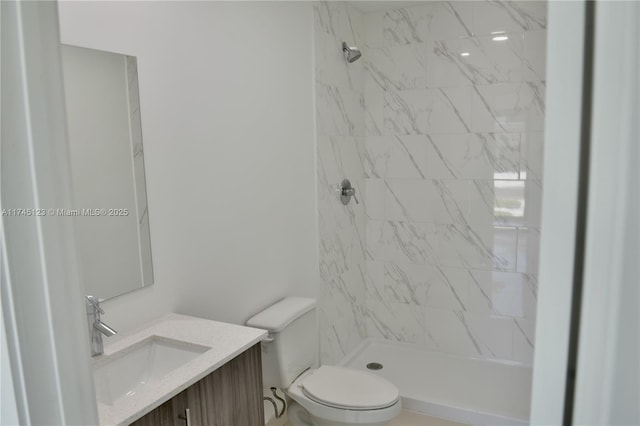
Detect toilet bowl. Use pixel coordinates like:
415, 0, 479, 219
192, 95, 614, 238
246, 297, 401, 426
286, 366, 401, 426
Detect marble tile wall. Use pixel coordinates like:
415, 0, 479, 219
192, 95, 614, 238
362, 1, 546, 364
314, 1, 368, 364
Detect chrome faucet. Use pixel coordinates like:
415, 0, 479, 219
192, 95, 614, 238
85, 295, 117, 357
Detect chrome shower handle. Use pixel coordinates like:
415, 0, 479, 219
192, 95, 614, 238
85, 295, 104, 315
340, 179, 359, 205
344, 188, 359, 204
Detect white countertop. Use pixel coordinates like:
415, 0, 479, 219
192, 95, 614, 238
95, 313, 267, 425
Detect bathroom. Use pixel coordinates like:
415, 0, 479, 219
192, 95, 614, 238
1, 1, 638, 426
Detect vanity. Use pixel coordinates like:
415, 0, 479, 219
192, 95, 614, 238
94, 314, 267, 425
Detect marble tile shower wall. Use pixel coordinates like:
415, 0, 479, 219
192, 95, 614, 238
314, 2, 368, 364
362, 1, 546, 364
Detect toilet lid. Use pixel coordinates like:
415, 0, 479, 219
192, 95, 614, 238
300, 366, 399, 410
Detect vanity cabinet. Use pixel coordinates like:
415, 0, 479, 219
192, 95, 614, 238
130, 343, 264, 426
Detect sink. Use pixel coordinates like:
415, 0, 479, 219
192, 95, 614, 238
93, 336, 209, 405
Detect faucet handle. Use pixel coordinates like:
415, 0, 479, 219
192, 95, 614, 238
85, 295, 104, 314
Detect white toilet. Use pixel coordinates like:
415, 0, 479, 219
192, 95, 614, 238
246, 297, 401, 426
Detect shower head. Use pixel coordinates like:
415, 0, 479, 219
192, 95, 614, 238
342, 42, 362, 63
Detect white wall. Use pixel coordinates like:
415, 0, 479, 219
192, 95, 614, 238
57, 1, 319, 333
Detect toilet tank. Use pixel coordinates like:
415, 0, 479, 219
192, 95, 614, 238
246, 297, 318, 389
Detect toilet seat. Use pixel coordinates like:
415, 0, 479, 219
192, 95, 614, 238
287, 367, 402, 425
300, 366, 399, 410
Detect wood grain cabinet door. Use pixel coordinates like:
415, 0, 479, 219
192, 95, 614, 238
132, 343, 265, 426
185, 343, 264, 426
130, 388, 187, 426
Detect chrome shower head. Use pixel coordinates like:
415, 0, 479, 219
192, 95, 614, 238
342, 42, 362, 63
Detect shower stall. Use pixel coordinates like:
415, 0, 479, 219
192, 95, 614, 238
314, 2, 546, 423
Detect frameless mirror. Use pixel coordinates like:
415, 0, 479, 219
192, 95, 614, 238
61, 45, 153, 300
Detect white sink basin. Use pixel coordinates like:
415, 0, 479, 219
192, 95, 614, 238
94, 336, 209, 405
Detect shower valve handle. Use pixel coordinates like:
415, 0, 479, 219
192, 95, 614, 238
340, 179, 359, 205
345, 189, 359, 204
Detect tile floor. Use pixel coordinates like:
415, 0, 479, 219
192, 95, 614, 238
266, 409, 467, 426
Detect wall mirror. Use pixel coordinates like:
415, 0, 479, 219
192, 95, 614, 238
61, 44, 154, 300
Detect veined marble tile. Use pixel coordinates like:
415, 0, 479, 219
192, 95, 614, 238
424, 266, 469, 310
366, 220, 387, 261
384, 179, 429, 222
388, 135, 427, 178
383, 221, 431, 264
468, 270, 537, 319
316, 83, 364, 136
366, 299, 426, 344
523, 81, 546, 131
468, 179, 529, 226
365, 44, 428, 90
382, 6, 424, 46
423, 308, 477, 356
315, 30, 363, 91
427, 34, 523, 87
520, 132, 545, 181
523, 178, 543, 226
472, 1, 547, 36
523, 30, 547, 82
318, 212, 366, 281
314, 1, 340, 38
318, 264, 368, 351
314, 1, 364, 48
317, 157, 366, 280
316, 0, 545, 364
423, 179, 470, 225
363, 135, 426, 179
471, 82, 545, 133
463, 312, 514, 359
362, 136, 386, 178
363, 10, 384, 48
513, 318, 536, 364
516, 226, 540, 274
319, 319, 345, 364
382, 2, 473, 46
426, 133, 520, 180
319, 310, 367, 365
344, 4, 365, 50
319, 275, 352, 323
342, 264, 368, 307
365, 260, 386, 301
426, 224, 518, 271
364, 86, 384, 136
317, 135, 340, 191
365, 179, 385, 220
376, 135, 428, 179
523, 272, 538, 299
384, 87, 472, 135
354, 209, 368, 263
317, 135, 364, 185
466, 177, 542, 228
382, 263, 429, 306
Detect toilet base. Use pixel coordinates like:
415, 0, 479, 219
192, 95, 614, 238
287, 402, 312, 426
